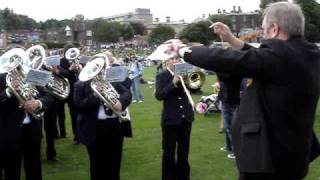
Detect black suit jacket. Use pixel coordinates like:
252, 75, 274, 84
58, 57, 78, 102
74, 80, 132, 146
184, 37, 320, 178
155, 69, 194, 126
0, 73, 54, 152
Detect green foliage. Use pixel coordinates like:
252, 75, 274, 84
148, 24, 175, 45
92, 19, 122, 43
129, 22, 147, 35
179, 21, 215, 45
121, 23, 134, 40
260, 0, 287, 9
295, 0, 320, 42
0, 8, 38, 30
40, 18, 72, 30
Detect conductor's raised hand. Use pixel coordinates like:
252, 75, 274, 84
210, 22, 234, 43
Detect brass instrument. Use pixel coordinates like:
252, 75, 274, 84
65, 47, 80, 64
78, 54, 129, 121
0, 48, 43, 120
26, 45, 70, 100
183, 69, 206, 92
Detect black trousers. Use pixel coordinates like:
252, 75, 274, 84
0, 148, 21, 180
21, 123, 42, 180
239, 172, 303, 180
44, 103, 58, 159
162, 120, 192, 180
86, 120, 124, 180
57, 100, 66, 138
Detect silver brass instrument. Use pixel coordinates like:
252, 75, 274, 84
0, 48, 43, 120
79, 54, 129, 121
26, 45, 70, 100
65, 47, 80, 64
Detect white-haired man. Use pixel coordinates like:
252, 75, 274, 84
167, 2, 320, 180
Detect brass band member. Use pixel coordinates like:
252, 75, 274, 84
0, 63, 54, 180
155, 54, 194, 180
74, 55, 132, 180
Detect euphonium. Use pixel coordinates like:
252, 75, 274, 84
79, 54, 129, 121
26, 45, 70, 100
65, 47, 80, 64
0, 48, 43, 120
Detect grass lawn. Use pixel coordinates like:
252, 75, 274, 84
40, 66, 320, 180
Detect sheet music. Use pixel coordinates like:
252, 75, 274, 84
26, 69, 52, 87
174, 63, 195, 76
45, 55, 61, 67
79, 55, 92, 64
105, 66, 128, 83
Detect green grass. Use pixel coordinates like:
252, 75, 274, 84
39, 66, 320, 180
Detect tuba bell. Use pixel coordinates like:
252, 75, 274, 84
26, 45, 70, 100
78, 54, 129, 121
0, 48, 43, 120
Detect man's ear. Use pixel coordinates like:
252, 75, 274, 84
271, 24, 280, 38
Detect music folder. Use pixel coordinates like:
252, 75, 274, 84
26, 69, 52, 87
174, 62, 195, 76
79, 55, 92, 64
45, 55, 61, 67
105, 66, 128, 83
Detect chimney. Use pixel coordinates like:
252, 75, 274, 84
155, 17, 159, 22
233, 6, 236, 13
218, 9, 221, 14
166, 16, 170, 23
223, 9, 226, 14
238, 6, 242, 13
202, 14, 206, 18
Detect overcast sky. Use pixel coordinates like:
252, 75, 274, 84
1, 0, 319, 23
0, 0, 262, 22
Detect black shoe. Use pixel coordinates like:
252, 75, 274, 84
218, 128, 225, 134
47, 157, 58, 162
60, 135, 67, 138
72, 140, 80, 145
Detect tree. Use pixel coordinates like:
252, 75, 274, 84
294, 0, 320, 42
179, 21, 215, 45
92, 19, 122, 43
0, 8, 38, 30
120, 23, 134, 40
148, 24, 175, 45
129, 22, 146, 35
260, 0, 287, 9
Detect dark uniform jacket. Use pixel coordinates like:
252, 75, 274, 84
183, 37, 320, 178
0, 73, 54, 152
155, 69, 194, 126
73, 80, 132, 146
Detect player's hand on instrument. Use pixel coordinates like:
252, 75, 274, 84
172, 75, 181, 86
111, 100, 122, 112
24, 98, 41, 113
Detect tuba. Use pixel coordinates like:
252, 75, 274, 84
26, 45, 70, 100
0, 48, 43, 120
79, 54, 129, 121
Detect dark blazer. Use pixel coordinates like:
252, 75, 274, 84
58, 57, 78, 102
0, 73, 54, 152
74, 80, 132, 146
155, 69, 194, 126
183, 37, 320, 178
